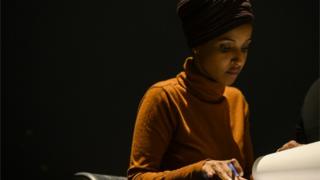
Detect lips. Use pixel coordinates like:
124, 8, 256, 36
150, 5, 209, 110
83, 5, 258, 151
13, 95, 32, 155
226, 67, 241, 75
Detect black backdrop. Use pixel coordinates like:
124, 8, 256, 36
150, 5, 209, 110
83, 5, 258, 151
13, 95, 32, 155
3, 0, 319, 180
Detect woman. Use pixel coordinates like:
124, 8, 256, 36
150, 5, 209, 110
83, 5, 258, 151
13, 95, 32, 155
128, 0, 259, 179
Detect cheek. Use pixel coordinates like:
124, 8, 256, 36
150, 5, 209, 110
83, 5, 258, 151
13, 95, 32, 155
203, 55, 230, 77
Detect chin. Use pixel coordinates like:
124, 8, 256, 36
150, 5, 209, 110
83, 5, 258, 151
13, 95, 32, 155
223, 79, 237, 86
224, 82, 234, 86
214, 76, 236, 86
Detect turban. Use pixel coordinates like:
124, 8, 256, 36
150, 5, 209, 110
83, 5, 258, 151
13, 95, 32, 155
177, 0, 254, 47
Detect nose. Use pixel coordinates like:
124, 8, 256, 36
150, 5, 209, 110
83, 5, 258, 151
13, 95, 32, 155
231, 49, 247, 66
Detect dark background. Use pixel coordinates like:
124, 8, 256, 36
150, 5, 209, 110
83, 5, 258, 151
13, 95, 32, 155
2, 0, 319, 180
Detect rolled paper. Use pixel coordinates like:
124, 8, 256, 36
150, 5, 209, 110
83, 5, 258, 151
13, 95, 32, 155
252, 141, 320, 180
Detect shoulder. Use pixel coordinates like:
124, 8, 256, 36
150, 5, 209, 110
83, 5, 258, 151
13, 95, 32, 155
224, 86, 250, 120
139, 77, 179, 106
224, 86, 249, 109
224, 86, 246, 99
151, 77, 179, 90
145, 77, 179, 98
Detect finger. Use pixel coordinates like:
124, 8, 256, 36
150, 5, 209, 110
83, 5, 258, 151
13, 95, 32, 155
277, 143, 290, 152
288, 140, 302, 148
284, 140, 300, 148
202, 163, 216, 179
230, 159, 244, 177
276, 146, 282, 152
205, 168, 215, 178
277, 146, 287, 152
288, 140, 298, 145
202, 172, 212, 180
215, 164, 232, 180
221, 162, 233, 178
277, 143, 291, 152
284, 141, 296, 149
237, 177, 248, 180
287, 143, 296, 149
277, 141, 300, 152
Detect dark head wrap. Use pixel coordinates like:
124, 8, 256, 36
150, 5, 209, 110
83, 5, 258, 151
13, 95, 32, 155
177, 0, 254, 48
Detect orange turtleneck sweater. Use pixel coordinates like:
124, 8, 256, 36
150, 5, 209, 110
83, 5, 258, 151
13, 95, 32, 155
127, 57, 254, 179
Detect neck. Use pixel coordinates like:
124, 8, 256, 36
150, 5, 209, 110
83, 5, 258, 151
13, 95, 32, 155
176, 56, 226, 103
192, 56, 224, 85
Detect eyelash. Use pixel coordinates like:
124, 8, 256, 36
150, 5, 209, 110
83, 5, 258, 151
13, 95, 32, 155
241, 47, 250, 52
220, 45, 232, 52
219, 45, 250, 53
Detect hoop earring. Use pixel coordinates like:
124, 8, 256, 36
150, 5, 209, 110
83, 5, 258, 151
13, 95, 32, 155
191, 47, 197, 54
192, 48, 199, 59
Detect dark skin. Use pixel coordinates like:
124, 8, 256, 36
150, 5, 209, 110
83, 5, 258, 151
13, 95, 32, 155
192, 23, 252, 87
276, 140, 303, 152
193, 23, 303, 180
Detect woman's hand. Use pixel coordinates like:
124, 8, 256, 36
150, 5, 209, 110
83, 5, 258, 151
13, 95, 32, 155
276, 140, 303, 152
201, 158, 247, 180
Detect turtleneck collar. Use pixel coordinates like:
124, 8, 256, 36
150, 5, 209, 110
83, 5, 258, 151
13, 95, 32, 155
176, 56, 226, 103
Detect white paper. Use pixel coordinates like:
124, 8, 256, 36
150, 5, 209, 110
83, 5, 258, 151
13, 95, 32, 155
252, 141, 320, 180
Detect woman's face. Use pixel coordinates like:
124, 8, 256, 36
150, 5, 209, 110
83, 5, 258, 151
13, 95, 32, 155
193, 23, 253, 86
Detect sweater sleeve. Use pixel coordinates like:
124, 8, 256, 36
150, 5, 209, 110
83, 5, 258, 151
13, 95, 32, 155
127, 86, 206, 180
243, 99, 254, 179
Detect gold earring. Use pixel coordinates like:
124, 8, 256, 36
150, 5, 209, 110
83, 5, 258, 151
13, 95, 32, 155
192, 48, 198, 55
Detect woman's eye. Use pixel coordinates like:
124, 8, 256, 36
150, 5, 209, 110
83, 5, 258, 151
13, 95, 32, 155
219, 45, 232, 52
241, 46, 250, 52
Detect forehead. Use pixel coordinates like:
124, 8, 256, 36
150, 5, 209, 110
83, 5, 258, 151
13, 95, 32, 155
215, 24, 253, 43
194, 24, 253, 49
